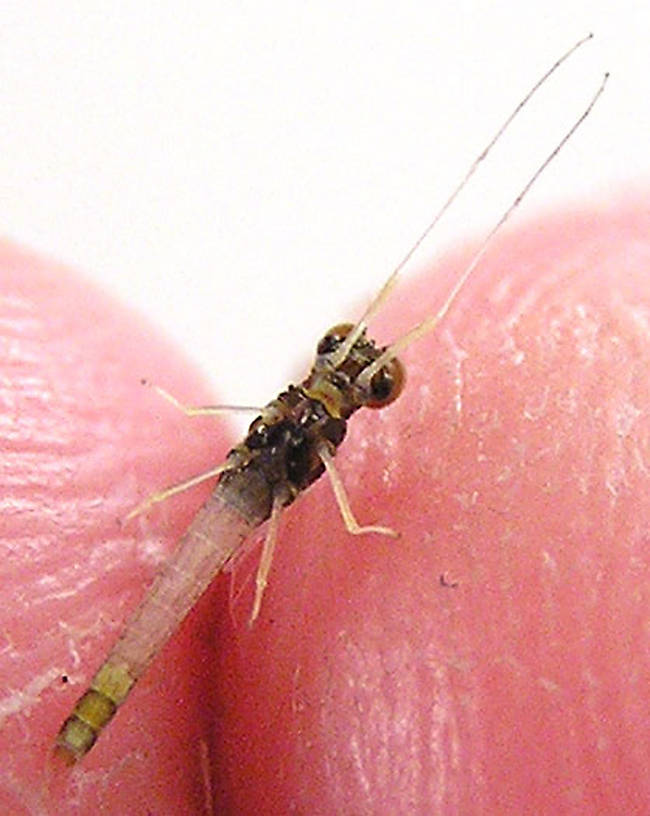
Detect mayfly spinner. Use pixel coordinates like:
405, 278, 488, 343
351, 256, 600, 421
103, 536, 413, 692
55, 35, 607, 764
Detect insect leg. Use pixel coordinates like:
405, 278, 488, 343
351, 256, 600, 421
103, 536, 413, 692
125, 462, 230, 520
152, 384, 261, 416
318, 445, 399, 538
249, 493, 284, 624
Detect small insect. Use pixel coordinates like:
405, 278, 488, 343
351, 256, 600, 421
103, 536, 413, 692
54, 35, 607, 764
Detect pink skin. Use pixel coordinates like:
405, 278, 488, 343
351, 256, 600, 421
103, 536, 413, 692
1, 196, 648, 814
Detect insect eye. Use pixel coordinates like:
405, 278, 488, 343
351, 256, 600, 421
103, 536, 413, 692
246, 419, 269, 448
365, 358, 405, 409
317, 323, 354, 356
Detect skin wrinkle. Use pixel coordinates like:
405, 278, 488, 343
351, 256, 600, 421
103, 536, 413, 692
327, 616, 463, 811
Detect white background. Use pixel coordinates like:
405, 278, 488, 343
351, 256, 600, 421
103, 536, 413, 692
3, 3, 648, 409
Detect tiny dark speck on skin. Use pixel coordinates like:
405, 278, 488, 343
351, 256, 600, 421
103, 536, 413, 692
440, 573, 459, 589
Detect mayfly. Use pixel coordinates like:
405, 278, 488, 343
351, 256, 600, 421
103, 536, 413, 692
54, 35, 607, 764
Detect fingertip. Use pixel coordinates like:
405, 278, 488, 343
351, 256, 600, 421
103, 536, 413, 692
210, 194, 650, 814
0, 242, 234, 809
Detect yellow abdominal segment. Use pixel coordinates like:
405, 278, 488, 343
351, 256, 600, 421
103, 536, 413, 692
55, 662, 135, 763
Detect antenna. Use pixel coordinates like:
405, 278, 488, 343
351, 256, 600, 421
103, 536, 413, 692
331, 33, 595, 368
358, 71, 609, 387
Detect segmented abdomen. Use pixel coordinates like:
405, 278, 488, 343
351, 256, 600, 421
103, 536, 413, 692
55, 488, 254, 763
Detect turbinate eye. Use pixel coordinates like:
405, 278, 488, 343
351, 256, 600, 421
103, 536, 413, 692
317, 323, 355, 356
366, 357, 406, 409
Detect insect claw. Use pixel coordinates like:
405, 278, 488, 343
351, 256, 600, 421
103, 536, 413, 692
318, 445, 400, 539
349, 523, 399, 539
